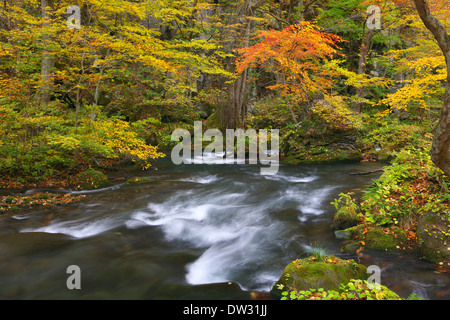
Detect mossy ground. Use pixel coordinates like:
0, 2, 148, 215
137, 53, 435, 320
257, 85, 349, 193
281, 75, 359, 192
69, 168, 111, 190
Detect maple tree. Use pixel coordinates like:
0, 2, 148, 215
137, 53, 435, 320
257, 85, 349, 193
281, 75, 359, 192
235, 22, 341, 124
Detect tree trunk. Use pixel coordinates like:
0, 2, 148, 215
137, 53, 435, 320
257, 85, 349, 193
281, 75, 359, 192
219, 0, 253, 131
413, 0, 450, 177
223, 64, 249, 130
38, 0, 54, 105
355, 27, 375, 113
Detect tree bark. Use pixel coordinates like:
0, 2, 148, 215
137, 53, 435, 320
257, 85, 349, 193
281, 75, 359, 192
219, 0, 253, 131
413, 0, 450, 177
355, 27, 375, 113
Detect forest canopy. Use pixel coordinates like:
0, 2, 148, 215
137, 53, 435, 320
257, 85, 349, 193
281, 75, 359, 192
0, 0, 449, 181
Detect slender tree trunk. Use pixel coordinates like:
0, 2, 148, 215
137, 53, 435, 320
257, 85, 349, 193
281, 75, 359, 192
413, 0, 450, 177
355, 27, 375, 113
38, 0, 54, 105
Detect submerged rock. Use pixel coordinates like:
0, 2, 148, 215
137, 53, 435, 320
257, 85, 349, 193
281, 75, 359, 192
121, 177, 157, 187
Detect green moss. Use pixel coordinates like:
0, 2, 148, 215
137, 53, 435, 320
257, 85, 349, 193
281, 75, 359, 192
417, 211, 450, 264
362, 226, 407, 251
204, 111, 221, 130
122, 176, 157, 187
69, 168, 111, 190
331, 193, 360, 230
271, 255, 367, 298
340, 241, 360, 254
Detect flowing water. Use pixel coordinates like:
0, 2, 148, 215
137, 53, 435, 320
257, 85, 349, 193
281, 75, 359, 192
0, 155, 449, 300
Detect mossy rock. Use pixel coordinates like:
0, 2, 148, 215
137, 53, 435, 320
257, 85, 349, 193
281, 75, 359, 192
69, 169, 111, 190
335, 224, 365, 240
204, 111, 221, 130
283, 128, 362, 164
271, 255, 367, 298
332, 207, 360, 231
336, 224, 407, 252
360, 226, 408, 251
339, 240, 361, 254
122, 177, 157, 187
417, 211, 450, 265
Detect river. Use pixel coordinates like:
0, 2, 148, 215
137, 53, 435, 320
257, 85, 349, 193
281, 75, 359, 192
0, 155, 449, 299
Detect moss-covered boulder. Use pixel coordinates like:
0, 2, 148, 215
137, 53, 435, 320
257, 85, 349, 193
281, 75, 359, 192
362, 226, 408, 251
336, 224, 407, 252
417, 211, 450, 265
69, 168, 111, 190
271, 255, 367, 298
121, 176, 157, 187
283, 131, 362, 164
331, 193, 361, 231
339, 240, 361, 254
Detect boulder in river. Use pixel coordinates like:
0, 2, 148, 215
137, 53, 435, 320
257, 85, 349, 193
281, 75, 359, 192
121, 176, 157, 187
417, 211, 450, 266
69, 168, 111, 190
335, 224, 408, 252
271, 255, 367, 298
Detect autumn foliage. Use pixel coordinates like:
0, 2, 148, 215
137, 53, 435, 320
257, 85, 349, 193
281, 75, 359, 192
236, 22, 341, 101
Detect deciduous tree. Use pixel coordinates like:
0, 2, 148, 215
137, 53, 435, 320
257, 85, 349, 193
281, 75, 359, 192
413, 0, 450, 176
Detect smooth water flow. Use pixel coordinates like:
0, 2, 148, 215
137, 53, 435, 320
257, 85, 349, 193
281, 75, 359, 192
0, 157, 449, 299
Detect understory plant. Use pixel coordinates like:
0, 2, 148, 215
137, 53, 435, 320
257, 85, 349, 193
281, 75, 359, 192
281, 279, 402, 300
360, 148, 450, 229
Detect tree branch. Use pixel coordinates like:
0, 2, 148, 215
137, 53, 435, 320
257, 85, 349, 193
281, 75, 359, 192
413, 0, 450, 55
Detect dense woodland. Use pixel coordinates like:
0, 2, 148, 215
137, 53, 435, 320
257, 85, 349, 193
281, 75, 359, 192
0, 0, 448, 180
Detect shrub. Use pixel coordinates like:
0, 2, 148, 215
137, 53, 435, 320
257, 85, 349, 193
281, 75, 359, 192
331, 192, 361, 230
281, 279, 401, 300
360, 148, 450, 229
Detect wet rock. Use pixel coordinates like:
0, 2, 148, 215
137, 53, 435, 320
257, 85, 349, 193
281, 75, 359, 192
284, 130, 362, 164
363, 226, 407, 251
271, 255, 367, 298
339, 240, 360, 254
335, 229, 352, 240
121, 177, 157, 187
417, 211, 450, 265
69, 168, 111, 190
337, 224, 407, 252
331, 198, 360, 231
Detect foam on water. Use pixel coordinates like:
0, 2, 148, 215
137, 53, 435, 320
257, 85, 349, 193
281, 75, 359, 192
20, 217, 121, 239
122, 170, 332, 291
179, 175, 220, 184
